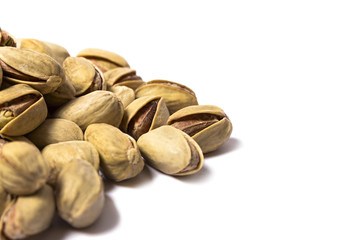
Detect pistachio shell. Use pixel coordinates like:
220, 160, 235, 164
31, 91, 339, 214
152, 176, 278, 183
0, 47, 65, 94
0, 84, 47, 136
168, 105, 233, 153
43, 76, 76, 108
137, 125, 204, 176
85, 123, 144, 181
42, 141, 100, 185
0, 29, 16, 47
56, 159, 104, 228
109, 85, 135, 107
52, 90, 123, 131
0, 185, 11, 216
0, 141, 49, 195
104, 67, 144, 90
135, 80, 198, 114
26, 118, 83, 149
1, 185, 55, 239
120, 96, 169, 140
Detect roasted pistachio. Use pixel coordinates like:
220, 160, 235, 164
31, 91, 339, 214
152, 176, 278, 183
120, 96, 169, 140
109, 85, 135, 107
85, 123, 144, 182
135, 80, 198, 114
0, 141, 49, 195
26, 118, 83, 149
42, 141, 100, 185
77, 48, 130, 73
52, 90, 124, 131
0, 185, 55, 239
0, 185, 11, 216
104, 67, 144, 90
0, 47, 65, 94
0, 29, 16, 47
167, 105, 233, 153
43, 76, 76, 108
0, 84, 47, 136
63, 57, 106, 96
137, 126, 204, 176
56, 159, 104, 228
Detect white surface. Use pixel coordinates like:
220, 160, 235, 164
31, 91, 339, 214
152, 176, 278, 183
2, 0, 360, 239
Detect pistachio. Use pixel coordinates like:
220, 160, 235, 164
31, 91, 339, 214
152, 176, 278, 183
120, 96, 169, 140
0, 47, 65, 94
0, 29, 16, 47
56, 159, 104, 228
109, 85, 135, 107
0, 185, 55, 239
85, 123, 144, 182
26, 118, 83, 149
104, 67, 144, 90
0, 185, 11, 217
0, 84, 47, 136
52, 90, 124, 131
77, 48, 130, 73
135, 79, 198, 114
42, 141, 100, 185
167, 105, 233, 153
43, 76, 76, 108
0, 141, 49, 195
137, 125, 204, 176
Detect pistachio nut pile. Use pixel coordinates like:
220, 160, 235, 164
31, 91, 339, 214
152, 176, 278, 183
0, 28, 233, 239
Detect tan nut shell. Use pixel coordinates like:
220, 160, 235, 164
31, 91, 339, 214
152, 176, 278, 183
0, 84, 47, 136
56, 159, 104, 228
85, 123, 144, 182
0, 186, 11, 217
26, 118, 83, 149
0, 185, 55, 239
0, 47, 65, 94
104, 67, 144, 90
137, 126, 204, 176
0, 141, 49, 195
52, 90, 124, 131
135, 79, 198, 114
167, 105, 233, 153
109, 85, 135, 107
43, 76, 76, 107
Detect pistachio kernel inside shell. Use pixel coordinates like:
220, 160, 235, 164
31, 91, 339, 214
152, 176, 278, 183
115, 73, 142, 84
0, 59, 47, 82
0, 30, 16, 47
87, 69, 103, 93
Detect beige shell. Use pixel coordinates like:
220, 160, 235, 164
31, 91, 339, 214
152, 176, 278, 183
56, 159, 104, 228
26, 118, 83, 149
109, 85, 135, 107
167, 105, 233, 153
135, 79, 198, 114
104, 67, 144, 90
0, 29, 16, 47
0, 185, 55, 239
85, 123, 144, 182
42, 141, 100, 185
0, 185, 11, 217
0, 84, 47, 136
120, 96, 169, 140
137, 125, 204, 176
43, 76, 76, 107
52, 90, 124, 131
0, 47, 65, 94
0, 141, 49, 195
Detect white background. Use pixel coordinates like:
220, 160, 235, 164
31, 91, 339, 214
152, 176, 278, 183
2, 0, 360, 239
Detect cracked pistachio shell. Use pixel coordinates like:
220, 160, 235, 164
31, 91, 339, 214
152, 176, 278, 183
0, 185, 55, 240
104, 67, 144, 90
135, 80, 198, 114
110, 85, 135, 108
77, 48, 130, 73
26, 118, 83, 149
0, 141, 49, 195
0, 47, 65, 94
42, 141, 100, 185
85, 123, 144, 182
56, 159, 104, 228
43, 76, 76, 108
0, 185, 11, 217
0, 84, 47, 136
137, 126, 204, 176
63, 57, 106, 96
52, 90, 124, 131
0, 29, 16, 47
120, 96, 169, 140
167, 105, 233, 153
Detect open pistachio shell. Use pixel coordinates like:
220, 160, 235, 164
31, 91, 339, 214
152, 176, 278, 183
0, 47, 65, 94
0, 185, 11, 217
0, 84, 47, 136
137, 125, 204, 176
77, 48, 130, 73
52, 90, 124, 131
26, 118, 83, 149
167, 105, 233, 153
44, 76, 76, 108
0, 29, 16, 47
56, 159, 104, 228
85, 123, 144, 182
63, 57, 106, 96
120, 96, 169, 140
109, 85, 135, 107
0, 141, 49, 195
104, 67, 144, 90
135, 79, 198, 114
